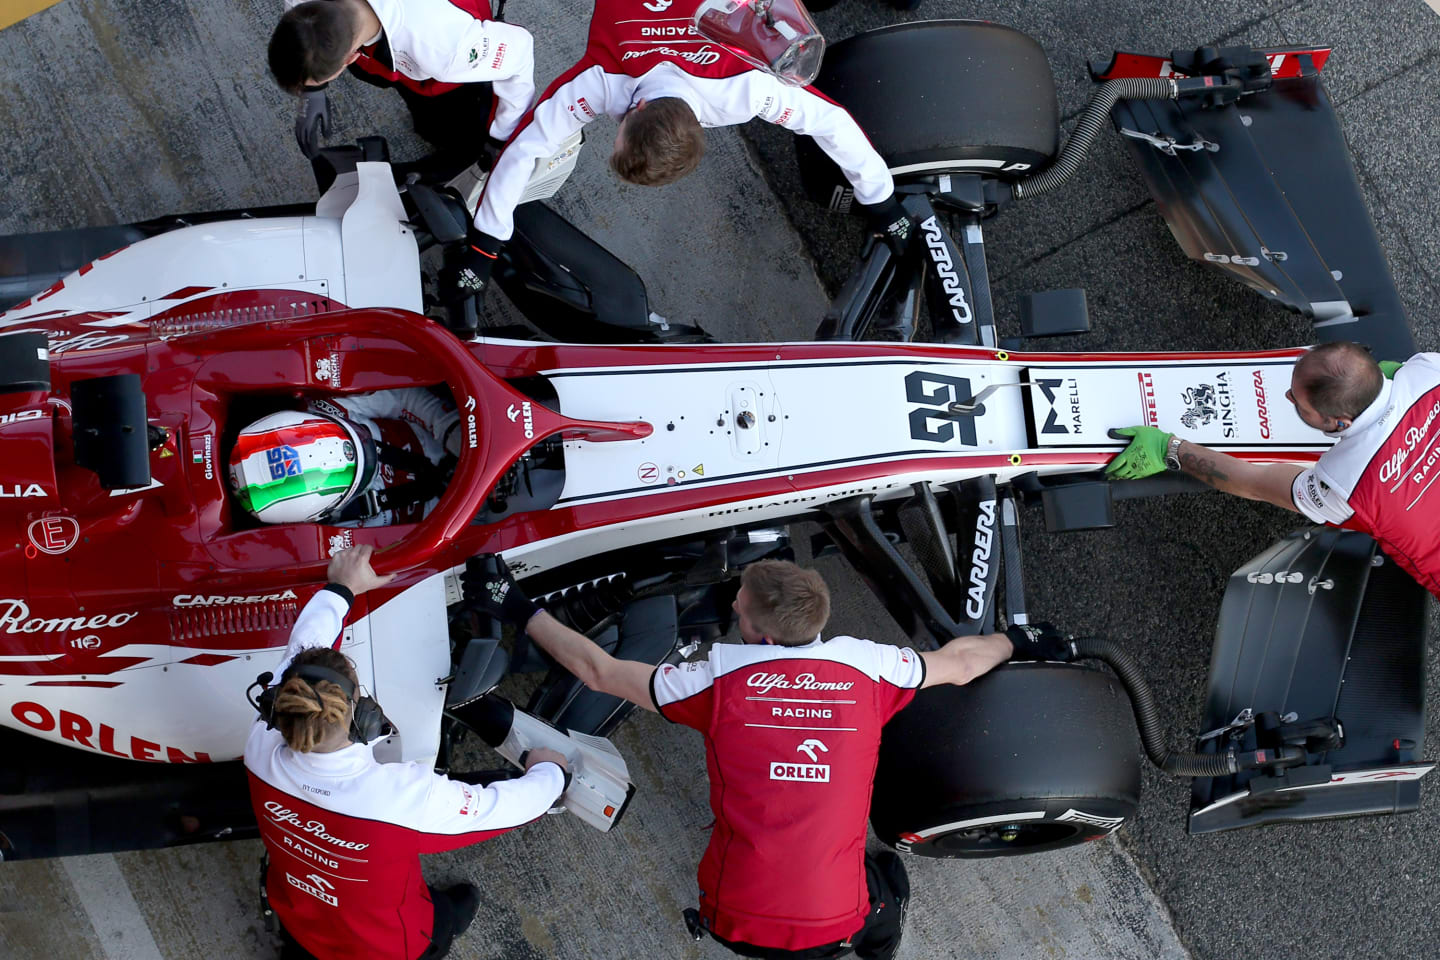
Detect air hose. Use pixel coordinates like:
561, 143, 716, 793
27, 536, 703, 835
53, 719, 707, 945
1069, 636, 1297, 778
1013, 78, 1178, 199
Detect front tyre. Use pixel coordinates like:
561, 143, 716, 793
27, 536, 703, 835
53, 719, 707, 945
870, 662, 1142, 858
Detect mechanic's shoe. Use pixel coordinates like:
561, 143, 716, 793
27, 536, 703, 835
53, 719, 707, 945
445, 883, 481, 937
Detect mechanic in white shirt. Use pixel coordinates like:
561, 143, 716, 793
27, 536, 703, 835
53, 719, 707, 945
245, 545, 567, 959
269, 0, 535, 179
446, 0, 912, 315
1106, 341, 1440, 598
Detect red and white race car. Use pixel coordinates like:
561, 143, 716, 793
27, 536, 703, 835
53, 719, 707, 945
0, 23, 1428, 861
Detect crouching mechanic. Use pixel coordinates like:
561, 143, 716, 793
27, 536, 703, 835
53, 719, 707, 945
465, 557, 1072, 958
1105, 341, 1440, 597
449, 0, 912, 322
245, 545, 568, 959
228, 388, 461, 526
269, 0, 535, 179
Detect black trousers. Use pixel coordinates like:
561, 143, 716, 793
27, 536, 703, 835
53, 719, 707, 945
277, 884, 471, 960
347, 67, 494, 183
704, 851, 909, 960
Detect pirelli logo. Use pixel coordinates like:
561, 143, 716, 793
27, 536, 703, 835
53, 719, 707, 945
769, 762, 830, 783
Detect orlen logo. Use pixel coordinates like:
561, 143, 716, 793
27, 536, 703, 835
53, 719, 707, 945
1253, 370, 1271, 439
506, 401, 534, 439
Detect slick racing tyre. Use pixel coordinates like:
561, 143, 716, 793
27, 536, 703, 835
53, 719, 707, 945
796, 20, 1060, 210
870, 661, 1141, 858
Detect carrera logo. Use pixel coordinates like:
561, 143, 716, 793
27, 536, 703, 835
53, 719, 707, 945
173, 589, 298, 607
919, 216, 972, 325
746, 673, 855, 695
286, 872, 339, 907
1035, 378, 1081, 435
965, 499, 995, 620
1253, 371, 1271, 439
264, 802, 370, 850
904, 371, 977, 445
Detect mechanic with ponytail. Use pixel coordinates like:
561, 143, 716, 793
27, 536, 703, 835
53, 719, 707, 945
465, 556, 1072, 959
1106, 341, 1440, 598
244, 545, 568, 960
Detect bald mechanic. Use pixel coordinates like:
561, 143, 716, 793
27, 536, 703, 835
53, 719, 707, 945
270, 0, 534, 178
1106, 341, 1440, 596
465, 557, 1074, 959
447, 0, 912, 322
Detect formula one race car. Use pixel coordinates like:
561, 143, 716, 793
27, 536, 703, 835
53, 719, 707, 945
0, 22, 1429, 861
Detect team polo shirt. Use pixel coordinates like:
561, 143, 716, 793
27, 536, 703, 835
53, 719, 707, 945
1292, 353, 1440, 597
651, 635, 924, 951
244, 590, 563, 959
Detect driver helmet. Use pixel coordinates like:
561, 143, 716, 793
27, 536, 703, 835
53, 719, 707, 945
228, 409, 374, 523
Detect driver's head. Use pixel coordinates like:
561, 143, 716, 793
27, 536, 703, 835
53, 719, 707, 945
1288, 341, 1383, 432
610, 98, 706, 187
732, 560, 830, 646
228, 409, 375, 523
273, 647, 359, 753
269, 0, 367, 94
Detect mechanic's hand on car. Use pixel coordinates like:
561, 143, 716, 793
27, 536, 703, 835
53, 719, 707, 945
1105, 425, 1174, 479
478, 135, 508, 172
462, 555, 543, 627
327, 544, 396, 597
1005, 622, 1076, 662
294, 87, 332, 161
523, 747, 569, 775
1379, 360, 1404, 379
860, 195, 916, 260
439, 233, 502, 336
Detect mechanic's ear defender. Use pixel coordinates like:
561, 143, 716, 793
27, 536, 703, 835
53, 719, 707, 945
248, 665, 394, 744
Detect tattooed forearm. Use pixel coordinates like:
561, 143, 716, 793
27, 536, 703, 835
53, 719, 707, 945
1180, 448, 1230, 487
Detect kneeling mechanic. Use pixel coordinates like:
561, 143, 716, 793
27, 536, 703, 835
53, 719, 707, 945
244, 545, 568, 959
467, 557, 1073, 959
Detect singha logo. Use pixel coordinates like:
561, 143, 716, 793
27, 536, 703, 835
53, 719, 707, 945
1179, 383, 1219, 429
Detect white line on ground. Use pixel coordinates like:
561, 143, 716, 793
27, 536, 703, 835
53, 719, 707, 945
60, 854, 165, 960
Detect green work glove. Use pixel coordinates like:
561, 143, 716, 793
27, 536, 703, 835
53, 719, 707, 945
1379, 360, 1403, 379
1105, 426, 1174, 479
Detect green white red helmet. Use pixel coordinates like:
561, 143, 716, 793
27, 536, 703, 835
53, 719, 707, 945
228, 410, 372, 523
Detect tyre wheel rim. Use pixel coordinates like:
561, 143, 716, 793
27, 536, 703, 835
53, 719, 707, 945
930, 820, 1084, 853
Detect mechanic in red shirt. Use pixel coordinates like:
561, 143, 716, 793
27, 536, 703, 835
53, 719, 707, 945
269, 0, 535, 179
448, 0, 912, 314
245, 545, 568, 960
467, 557, 1069, 958
1106, 340, 1440, 596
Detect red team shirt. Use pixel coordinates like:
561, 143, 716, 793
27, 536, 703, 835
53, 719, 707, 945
651, 635, 925, 951
244, 590, 564, 959
1291, 353, 1440, 597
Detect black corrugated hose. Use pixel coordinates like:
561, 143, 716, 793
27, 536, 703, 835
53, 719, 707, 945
1069, 636, 1242, 778
1013, 78, 1178, 199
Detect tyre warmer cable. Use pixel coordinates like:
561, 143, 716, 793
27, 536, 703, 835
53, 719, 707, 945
1067, 636, 1305, 778
1013, 78, 1178, 199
